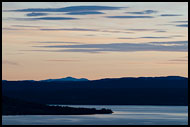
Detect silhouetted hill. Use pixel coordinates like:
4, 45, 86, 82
40, 76, 89, 82
2, 76, 188, 105
2, 96, 113, 115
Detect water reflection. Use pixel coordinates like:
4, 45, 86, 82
2, 105, 188, 125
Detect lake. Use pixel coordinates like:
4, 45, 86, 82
2, 105, 188, 125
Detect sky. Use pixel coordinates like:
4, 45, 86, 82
2, 2, 188, 81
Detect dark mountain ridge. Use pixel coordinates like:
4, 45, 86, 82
2, 76, 188, 106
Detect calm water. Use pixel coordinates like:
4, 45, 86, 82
2, 105, 188, 125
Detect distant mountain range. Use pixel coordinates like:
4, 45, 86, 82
2, 77, 88, 82
2, 76, 188, 106
40, 76, 89, 82
3, 76, 186, 82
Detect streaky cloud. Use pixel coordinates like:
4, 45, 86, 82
2, 28, 23, 31
155, 30, 167, 32
32, 41, 188, 53
101, 30, 133, 34
140, 36, 172, 39
150, 41, 187, 45
39, 28, 134, 34
65, 11, 105, 15
169, 59, 188, 62
170, 35, 184, 37
127, 29, 158, 31
118, 36, 172, 39
35, 41, 82, 44
12, 25, 41, 28
126, 10, 157, 14
106, 16, 154, 19
118, 37, 137, 39
158, 62, 187, 64
8, 6, 124, 12
3, 60, 19, 66
40, 28, 98, 31
30, 17, 78, 20
14, 17, 79, 21
171, 21, 188, 23
26, 12, 48, 17
85, 34, 95, 36
45, 59, 80, 62
176, 24, 188, 27
160, 14, 183, 17
22, 49, 100, 53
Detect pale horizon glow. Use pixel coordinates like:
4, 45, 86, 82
2, 2, 188, 81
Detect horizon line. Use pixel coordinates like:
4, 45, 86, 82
2, 75, 188, 81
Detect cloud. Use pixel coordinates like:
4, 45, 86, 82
140, 36, 172, 39
161, 58, 188, 64
126, 29, 167, 33
118, 37, 137, 39
101, 30, 133, 34
155, 30, 167, 32
22, 49, 100, 53
31, 41, 188, 53
9, 6, 124, 12
106, 16, 154, 19
158, 62, 187, 64
6, 53, 25, 55
3, 25, 42, 31
45, 59, 80, 62
12, 25, 41, 28
118, 36, 172, 39
65, 11, 105, 15
118, 35, 184, 40
26, 12, 48, 17
156, 23, 174, 26
3, 60, 19, 66
169, 59, 188, 62
176, 24, 188, 27
126, 10, 157, 14
150, 41, 187, 45
40, 28, 97, 31
2, 28, 23, 31
171, 21, 188, 23
15, 17, 79, 21
170, 35, 184, 37
39, 28, 134, 34
127, 29, 158, 31
160, 14, 183, 17
34, 41, 82, 44
156, 22, 188, 28
85, 34, 95, 36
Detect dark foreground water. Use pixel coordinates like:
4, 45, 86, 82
2, 105, 188, 125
